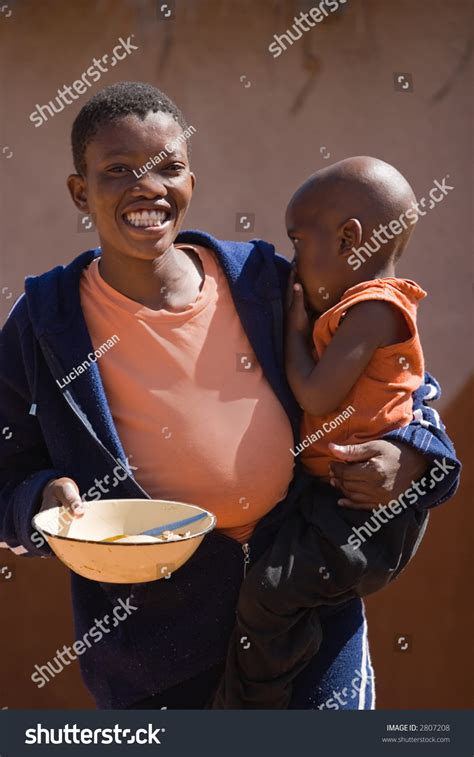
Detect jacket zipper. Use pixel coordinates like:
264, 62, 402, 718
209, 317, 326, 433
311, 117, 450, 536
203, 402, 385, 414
242, 542, 250, 578
40, 339, 149, 500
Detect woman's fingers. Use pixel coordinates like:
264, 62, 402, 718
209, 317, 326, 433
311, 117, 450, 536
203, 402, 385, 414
329, 475, 378, 509
332, 482, 374, 503
328, 441, 382, 462
329, 476, 367, 494
337, 498, 377, 510
62, 482, 85, 516
41, 477, 85, 517
330, 460, 384, 485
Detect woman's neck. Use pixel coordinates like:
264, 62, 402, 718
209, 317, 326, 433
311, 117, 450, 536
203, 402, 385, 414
97, 245, 204, 311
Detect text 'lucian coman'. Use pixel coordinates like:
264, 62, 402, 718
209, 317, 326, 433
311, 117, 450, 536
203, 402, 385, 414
56, 335, 120, 389
291, 404, 355, 456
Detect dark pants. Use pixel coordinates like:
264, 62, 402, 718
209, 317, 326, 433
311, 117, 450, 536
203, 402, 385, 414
128, 664, 225, 709
209, 480, 427, 708
128, 597, 374, 710
130, 480, 426, 710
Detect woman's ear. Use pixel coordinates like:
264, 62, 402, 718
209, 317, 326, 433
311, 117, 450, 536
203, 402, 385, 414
67, 174, 89, 214
338, 218, 363, 257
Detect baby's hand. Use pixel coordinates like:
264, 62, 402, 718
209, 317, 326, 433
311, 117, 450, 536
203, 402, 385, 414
286, 272, 309, 334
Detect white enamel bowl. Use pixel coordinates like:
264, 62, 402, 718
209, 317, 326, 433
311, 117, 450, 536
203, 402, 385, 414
32, 499, 216, 583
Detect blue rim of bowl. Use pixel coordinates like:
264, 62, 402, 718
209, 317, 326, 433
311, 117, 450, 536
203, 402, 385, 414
32, 500, 217, 546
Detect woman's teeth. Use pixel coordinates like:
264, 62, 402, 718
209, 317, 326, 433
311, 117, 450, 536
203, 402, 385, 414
125, 210, 168, 227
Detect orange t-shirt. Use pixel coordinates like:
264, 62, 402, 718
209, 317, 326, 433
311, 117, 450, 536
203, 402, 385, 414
300, 278, 426, 479
80, 244, 294, 543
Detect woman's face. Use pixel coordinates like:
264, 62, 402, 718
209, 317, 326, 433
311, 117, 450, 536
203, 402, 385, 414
68, 112, 195, 261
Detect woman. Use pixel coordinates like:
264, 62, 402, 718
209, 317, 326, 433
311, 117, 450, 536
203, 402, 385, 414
0, 82, 459, 709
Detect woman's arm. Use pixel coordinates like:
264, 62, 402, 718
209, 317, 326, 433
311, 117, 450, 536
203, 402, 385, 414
0, 302, 61, 557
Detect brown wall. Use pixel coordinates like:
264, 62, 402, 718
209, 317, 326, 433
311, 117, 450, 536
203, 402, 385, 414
365, 377, 473, 709
0, 0, 471, 708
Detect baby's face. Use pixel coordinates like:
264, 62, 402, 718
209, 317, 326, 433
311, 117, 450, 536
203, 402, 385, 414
285, 195, 348, 313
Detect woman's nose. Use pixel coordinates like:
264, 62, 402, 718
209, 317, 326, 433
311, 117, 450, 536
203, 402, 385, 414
131, 171, 167, 197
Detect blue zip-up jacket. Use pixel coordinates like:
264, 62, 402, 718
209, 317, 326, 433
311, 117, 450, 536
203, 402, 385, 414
0, 231, 460, 708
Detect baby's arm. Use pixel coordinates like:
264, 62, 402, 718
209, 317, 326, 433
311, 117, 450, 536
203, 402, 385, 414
285, 282, 410, 416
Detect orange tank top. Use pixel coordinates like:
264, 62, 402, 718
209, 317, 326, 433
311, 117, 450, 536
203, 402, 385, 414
300, 278, 426, 479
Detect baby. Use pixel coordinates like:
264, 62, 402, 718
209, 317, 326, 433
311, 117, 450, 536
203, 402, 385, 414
286, 156, 425, 483
211, 156, 428, 709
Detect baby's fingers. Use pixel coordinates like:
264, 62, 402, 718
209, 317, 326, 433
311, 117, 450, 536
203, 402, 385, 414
291, 282, 305, 307
289, 283, 309, 329
286, 269, 296, 311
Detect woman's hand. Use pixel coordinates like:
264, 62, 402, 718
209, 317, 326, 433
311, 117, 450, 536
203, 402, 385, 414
40, 477, 85, 517
328, 440, 427, 509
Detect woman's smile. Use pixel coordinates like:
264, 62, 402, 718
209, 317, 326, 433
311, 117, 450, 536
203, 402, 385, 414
121, 205, 174, 236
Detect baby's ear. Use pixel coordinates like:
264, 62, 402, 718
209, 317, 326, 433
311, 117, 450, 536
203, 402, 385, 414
338, 218, 362, 257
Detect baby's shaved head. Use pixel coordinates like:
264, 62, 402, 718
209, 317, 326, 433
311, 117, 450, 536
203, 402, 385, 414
289, 156, 417, 257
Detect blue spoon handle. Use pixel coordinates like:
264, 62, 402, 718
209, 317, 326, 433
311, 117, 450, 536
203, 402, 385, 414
142, 511, 208, 537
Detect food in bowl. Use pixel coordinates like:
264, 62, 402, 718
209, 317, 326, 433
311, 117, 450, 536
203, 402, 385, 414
32, 499, 216, 583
